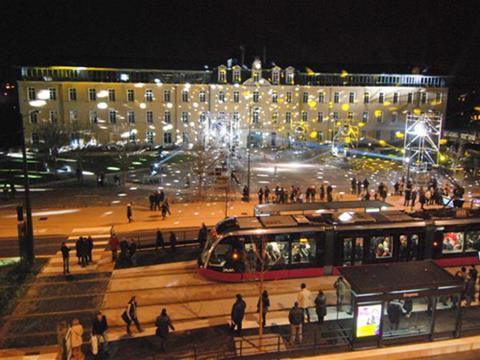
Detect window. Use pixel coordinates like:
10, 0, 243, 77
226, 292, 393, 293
163, 90, 171, 102
181, 90, 189, 102
164, 111, 171, 123
393, 92, 399, 104
443, 232, 464, 253
286, 92, 292, 103
318, 92, 325, 103
317, 112, 324, 123
218, 69, 226, 83
89, 110, 97, 124
334, 92, 340, 104
303, 92, 309, 103
108, 89, 116, 101
29, 111, 38, 124
369, 235, 393, 259
127, 111, 135, 124
127, 89, 135, 102
407, 92, 413, 104
349, 92, 355, 104
347, 112, 353, 120
378, 92, 384, 104
200, 112, 207, 123
302, 111, 308, 121
342, 237, 364, 265
285, 112, 292, 124
199, 90, 206, 103
253, 71, 260, 82
233, 69, 241, 83
182, 132, 188, 143
291, 233, 317, 265
466, 231, 480, 252
146, 111, 153, 124
266, 234, 290, 266
88, 88, 96, 101
252, 109, 260, 124
233, 91, 240, 103
68, 88, 77, 101
272, 111, 278, 124
272, 91, 278, 103
31, 133, 39, 144
421, 92, 427, 104
272, 70, 279, 84
181, 111, 189, 123
286, 72, 294, 84
364, 92, 370, 104
69, 110, 78, 121
146, 131, 154, 144
333, 111, 339, 120
27, 87, 36, 101
391, 113, 397, 123
219, 91, 225, 102
253, 90, 259, 103
164, 132, 172, 144
109, 110, 117, 124
49, 110, 57, 123
435, 92, 442, 103
49, 88, 56, 100
375, 110, 383, 123
362, 111, 369, 122
146, 89, 154, 102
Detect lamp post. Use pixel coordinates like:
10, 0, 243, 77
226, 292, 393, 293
246, 106, 253, 201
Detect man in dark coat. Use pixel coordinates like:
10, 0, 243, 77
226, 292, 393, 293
289, 302, 304, 344
314, 290, 327, 324
86, 236, 94, 264
75, 237, 82, 264
198, 223, 208, 249
92, 312, 109, 354
387, 300, 403, 330
127, 203, 133, 223
170, 232, 177, 252
155, 308, 175, 351
156, 229, 164, 250
231, 294, 246, 335
60, 242, 70, 275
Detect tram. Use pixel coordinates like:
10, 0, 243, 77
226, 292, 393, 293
198, 209, 480, 282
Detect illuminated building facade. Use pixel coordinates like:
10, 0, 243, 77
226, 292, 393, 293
17, 61, 449, 148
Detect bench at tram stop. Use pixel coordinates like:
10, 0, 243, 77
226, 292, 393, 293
339, 260, 465, 349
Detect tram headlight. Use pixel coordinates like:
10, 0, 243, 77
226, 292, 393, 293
232, 251, 240, 261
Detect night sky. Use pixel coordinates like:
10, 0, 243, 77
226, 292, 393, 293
1, 0, 479, 79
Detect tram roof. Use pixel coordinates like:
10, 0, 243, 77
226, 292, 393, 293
254, 200, 392, 215
340, 260, 463, 295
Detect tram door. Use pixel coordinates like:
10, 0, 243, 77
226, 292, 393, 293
342, 237, 364, 266
398, 233, 423, 261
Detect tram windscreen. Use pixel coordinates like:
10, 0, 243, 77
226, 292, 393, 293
442, 232, 464, 253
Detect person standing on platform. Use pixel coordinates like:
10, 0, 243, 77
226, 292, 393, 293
334, 276, 346, 312
70, 319, 84, 360
314, 290, 327, 324
351, 177, 357, 194
92, 312, 109, 355
288, 302, 304, 345
156, 229, 165, 250
170, 232, 177, 252
198, 223, 208, 250
86, 236, 94, 264
297, 283, 312, 323
127, 203, 133, 223
231, 294, 246, 335
257, 290, 270, 327
75, 237, 82, 265
60, 242, 70, 275
109, 232, 119, 262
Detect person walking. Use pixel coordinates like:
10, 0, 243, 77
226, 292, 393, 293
60, 242, 70, 275
257, 187, 264, 204
257, 290, 270, 327
70, 319, 84, 360
419, 187, 426, 210
122, 296, 142, 335
149, 193, 155, 211
297, 283, 312, 323
109, 232, 119, 262
155, 308, 175, 352
230, 294, 246, 335
170, 231, 177, 252
127, 203, 133, 223
288, 302, 304, 345
161, 201, 168, 220
198, 223, 208, 250
86, 236, 94, 264
92, 312, 109, 355
334, 276, 346, 312
264, 186, 270, 203
156, 229, 165, 250
154, 191, 161, 211
314, 290, 327, 324
351, 177, 357, 194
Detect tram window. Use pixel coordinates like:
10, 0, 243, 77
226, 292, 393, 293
370, 236, 393, 259
266, 235, 290, 266
343, 239, 353, 263
466, 231, 480, 252
399, 235, 408, 260
209, 243, 231, 267
291, 235, 316, 264
245, 242, 258, 272
411, 234, 419, 259
442, 232, 464, 253
343, 237, 363, 264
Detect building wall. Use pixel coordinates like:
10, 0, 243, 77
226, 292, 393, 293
17, 76, 448, 148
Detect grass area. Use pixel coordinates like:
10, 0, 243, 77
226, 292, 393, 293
0, 259, 47, 317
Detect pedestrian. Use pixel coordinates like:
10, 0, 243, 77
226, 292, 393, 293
70, 319, 84, 360
156, 229, 165, 250
394, 181, 400, 195
326, 184, 333, 202
127, 203, 133, 223
387, 300, 404, 330
419, 187, 426, 210
81, 237, 89, 266
411, 188, 417, 209
198, 223, 208, 249
297, 283, 312, 323
86, 236, 94, 263
288, 302, 304, 345
257, 290, 270, 327
320, 184, 325, 201
264, 186, 270, 203
404, 188, 411, 207
230, 294, 246, 335
314, 290, 327, 324
357, 180, 362, 195
155, 308, 175, 352
170, 231, 177, 252
311, 186, 316, 202
122, 296, 142, 335
109, 232, 119, 262
149, 193, 155, 211
128, 239, 137, 265
161, 201, 168, 220
351, 177, 356, 194
363, 178, 369, 192
257, 187, 264, 204
334, 276, 346, 312
75, 237, 82, 265
60, 242, 70, 275
92, 312, 109, 355
465, 275, 476, 306
154, 191, 161, 211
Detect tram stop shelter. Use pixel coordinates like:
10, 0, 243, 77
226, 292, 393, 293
340, 260, 464, 349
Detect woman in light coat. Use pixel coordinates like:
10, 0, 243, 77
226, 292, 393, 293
70, 318, 84, 359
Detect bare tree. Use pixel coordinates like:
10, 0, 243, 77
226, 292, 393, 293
35, 123, 70, 172
190, 141, 225, 197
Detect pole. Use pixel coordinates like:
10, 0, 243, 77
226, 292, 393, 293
19, 112, 34, 266
246, 107, 252, 201
258, 237, 265, 350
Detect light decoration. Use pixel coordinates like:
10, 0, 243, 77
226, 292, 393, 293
37, 90, 50, 100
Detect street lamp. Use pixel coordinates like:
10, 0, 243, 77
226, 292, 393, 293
246, 106, 253, 202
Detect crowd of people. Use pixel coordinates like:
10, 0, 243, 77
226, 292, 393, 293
248, 184, 335, 204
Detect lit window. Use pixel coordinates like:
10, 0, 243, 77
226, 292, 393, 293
88, 88, 96, 101
127, 89, 135, 102
109, 110, 117, 124
393, 92, 399, 104
253, 71, 260, 82
302, 111, 308, 121
127, 111, 135, 124
272, 70, 279, 84
68, 88, 77, 101
219, 91, 225, 102
146, 131, 154, 144
253, 91, 259, 103
233, 69, 241, 83
286, 72, 294, 84
286, 92, 292, 103
318, 92, 325, 103
364, 92, 370, 104
146, 89, 154, 102
218, 69, 226, 83
317, 112, 324, 123
27, 87, 36, 101
272, 91, 278, 103
199, 90, 206, 103
146, 111, 153, 124
182, 90, 189, 102
375, 111, 383, 123
435, 92, 442, 103
164, 132, 172, 144
252, 108, 260, 124
303, 92, 309, 103
233, 91, 240, 103
49, 110, 57, 123
349, 92, 355, 104
272, 111, 278, 124
108, 89, 116, 102
29, 111, 38, 124
285, 112, 292, 124
333, 92, 340, 104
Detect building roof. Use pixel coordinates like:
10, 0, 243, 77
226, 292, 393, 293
340, 261, 463, 295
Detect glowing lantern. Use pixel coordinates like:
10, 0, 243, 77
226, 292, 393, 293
341, 104, 350, 111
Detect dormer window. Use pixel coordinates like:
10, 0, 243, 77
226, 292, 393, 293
272, 69, 280, 84
218, 67, 227, 83
233, 68, 241, 83
286, 71, 294, 84
253, 71, 260, 82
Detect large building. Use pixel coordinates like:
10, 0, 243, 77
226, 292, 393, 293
17, 60, 449, 149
